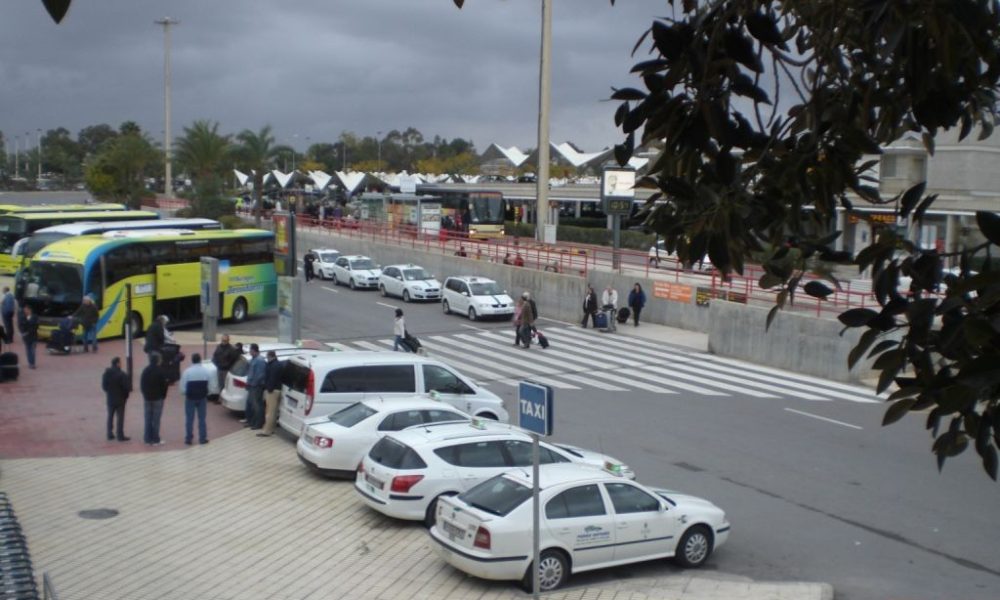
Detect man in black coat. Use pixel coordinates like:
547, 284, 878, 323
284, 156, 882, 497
211, 334, 241, 395
141, 353, 170, 445
144, 315, 168, 362
102, 356, 131, 441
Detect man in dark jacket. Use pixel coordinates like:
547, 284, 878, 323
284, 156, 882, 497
18, 305, 39, 369
141, 353, 170, 445
258, 351, 284, 437
102, 356, 131, 441
144, 315, 168, 361
73, 295, 100, 352
211, 334, 241, 394
581, 285, 598, 328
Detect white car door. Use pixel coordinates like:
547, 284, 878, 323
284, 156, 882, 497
543, 484, 616, 570
387, 268, 404, 297
334, 257, 350, 283
604, 482, 679, 563
421, 364, 479, 415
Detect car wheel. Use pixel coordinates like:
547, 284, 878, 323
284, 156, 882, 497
673, 525, 713, 568
231, 297, 248, 323
379, 284, 387, 297
468, 307, 477, 321
402, 290, 411, 303
332, 273, 339, 286
478, 412, 498, 421
522, 549, 569, 592
123, 312, 143, 338
442, 300, 451, 315
349, 279, 356, 290
423, 494, 452, 528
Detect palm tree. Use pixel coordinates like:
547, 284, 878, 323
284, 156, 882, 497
234, 125, 279, 227
174, 120, 232, 206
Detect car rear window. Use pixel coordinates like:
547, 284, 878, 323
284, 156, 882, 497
368, 437, 427, 470
459, 475, 531, 516
329, 402, 378, 427
284, 362, 311, 392
229, 356, 249, 377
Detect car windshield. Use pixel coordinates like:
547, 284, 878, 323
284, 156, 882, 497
319, 252, 339, 262
329, 402, 378, 427
403, 268, 431, 281
350, 259, 375, 270
18, 261, 84, 317
469, 281, 503, 296
459, 475, 531, 516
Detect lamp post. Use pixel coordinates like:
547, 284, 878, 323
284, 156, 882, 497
535, 0, 552, 244
156, 17, 179, 199
36, 129, 42, 182
377, 131, 383, 173
14, 135, 19, 178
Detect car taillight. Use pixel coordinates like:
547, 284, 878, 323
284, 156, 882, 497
234, 379, 246, 389
389, 474, 424, 493
314, 436, 333, 448
474, 526, 491, 550
357, 460, 365, 474
305, 369, 315, 415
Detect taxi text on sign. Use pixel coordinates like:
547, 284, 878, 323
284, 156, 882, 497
518, 381, 553, 436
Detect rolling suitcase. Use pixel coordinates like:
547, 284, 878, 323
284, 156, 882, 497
0, 352, 17, 382
534, 329, 549, 349
616, 307, 631, 324
593, 312, 608, 329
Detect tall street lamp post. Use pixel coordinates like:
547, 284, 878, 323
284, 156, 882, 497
535, 0, 552, 243
156, 17, 179, 199
377, 131, 383, 173
37, 129, 42, 181
14, 135, 19, 179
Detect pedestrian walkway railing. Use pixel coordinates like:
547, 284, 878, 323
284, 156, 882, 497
276, 211, 897, 318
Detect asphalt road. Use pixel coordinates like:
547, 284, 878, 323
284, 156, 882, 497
220, 268, 1000, 600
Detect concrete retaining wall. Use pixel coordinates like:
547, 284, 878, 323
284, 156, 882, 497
296, 229, 874, 382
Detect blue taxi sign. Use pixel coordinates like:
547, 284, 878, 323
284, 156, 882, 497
518, 381, 553, 436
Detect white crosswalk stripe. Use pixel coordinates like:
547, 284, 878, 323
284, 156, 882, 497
327, 324, 881, 404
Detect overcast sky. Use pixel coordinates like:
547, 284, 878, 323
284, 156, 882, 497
1, 1, 663, 155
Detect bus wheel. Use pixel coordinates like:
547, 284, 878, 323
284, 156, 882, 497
123, 312, 144, 338
232, 298, 248, 323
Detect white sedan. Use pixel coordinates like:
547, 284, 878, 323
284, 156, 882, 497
430, 464, 730, 592
379, 264, 442, 302
331, 255, 382, 290
309, 248, 341, 280
297, 397, 469, 478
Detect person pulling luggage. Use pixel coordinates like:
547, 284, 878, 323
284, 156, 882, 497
393, 308, 407, 352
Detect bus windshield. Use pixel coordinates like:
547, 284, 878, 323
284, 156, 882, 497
19, 232, 67, 258
470, 196, 503, 224
18, 262, 84, 316
0, 217, 28, 252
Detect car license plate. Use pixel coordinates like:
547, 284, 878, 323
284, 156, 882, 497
441, 520, 465, 541
364, 473, 384, 490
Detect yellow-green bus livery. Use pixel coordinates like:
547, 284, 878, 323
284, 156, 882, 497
0, 210, 159, 274
0, 202, 126, 214
16, 229, 277, 340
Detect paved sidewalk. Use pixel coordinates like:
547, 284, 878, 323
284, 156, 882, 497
2, 433, 831, 600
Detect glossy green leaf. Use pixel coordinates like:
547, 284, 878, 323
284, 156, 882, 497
976, 211, 1000, 246
803, 280, 833, 299
883, 398, 916, 426
838, 308, 878, 327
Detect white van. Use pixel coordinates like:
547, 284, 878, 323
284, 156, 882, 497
279, 352, 509, 436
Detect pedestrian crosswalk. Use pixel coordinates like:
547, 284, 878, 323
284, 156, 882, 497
325, 326, 882, 404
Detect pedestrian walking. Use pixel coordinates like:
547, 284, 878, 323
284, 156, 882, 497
393, 309, 406, 351
244, 343, 266, 429
304, 252, 316, 283
102, 356, 131, 441
73, 295, 100, 352
141, 353, 170, 445
258, 351, 283, 437
581, 285, 598, 328
1, 286, 15, 345
513, 297, 524, 346
18, 305, 38, 369
519, 292, 535, 349
179, 353, 211, 445
601, 285, 619, 332
211, 334, 241, 393
628, 283, 647, 327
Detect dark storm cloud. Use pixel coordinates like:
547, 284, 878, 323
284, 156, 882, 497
1, 0, 661, 153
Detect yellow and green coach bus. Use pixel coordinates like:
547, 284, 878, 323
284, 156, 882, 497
0, 210, 159, 274
15, 228, 277, 340
0, 202, 126, 214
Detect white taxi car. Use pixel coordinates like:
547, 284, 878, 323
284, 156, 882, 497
379, 264, 442, 302
648, 239, 712, 271
331, 255, 382, 290
355, 420, 634, 527
441, 276, 514, 321
297, 397, 469, 478
308, 248, 341, 280
219, 343, 330, 413
430, 464, 730, 592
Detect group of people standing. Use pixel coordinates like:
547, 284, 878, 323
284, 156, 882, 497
1, 286, 38, 369
581, 283, 647, 329
239, 342, 284, 437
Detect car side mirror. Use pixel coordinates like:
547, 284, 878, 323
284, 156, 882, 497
462, 291, 470, 297
659, 502, 667, 513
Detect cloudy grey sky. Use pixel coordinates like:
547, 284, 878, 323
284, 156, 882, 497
1, 1, 664, 154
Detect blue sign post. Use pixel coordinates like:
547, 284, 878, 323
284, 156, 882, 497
518, 380, 553, 599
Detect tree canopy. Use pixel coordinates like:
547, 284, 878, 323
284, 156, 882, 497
604, 0, 1000, 478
